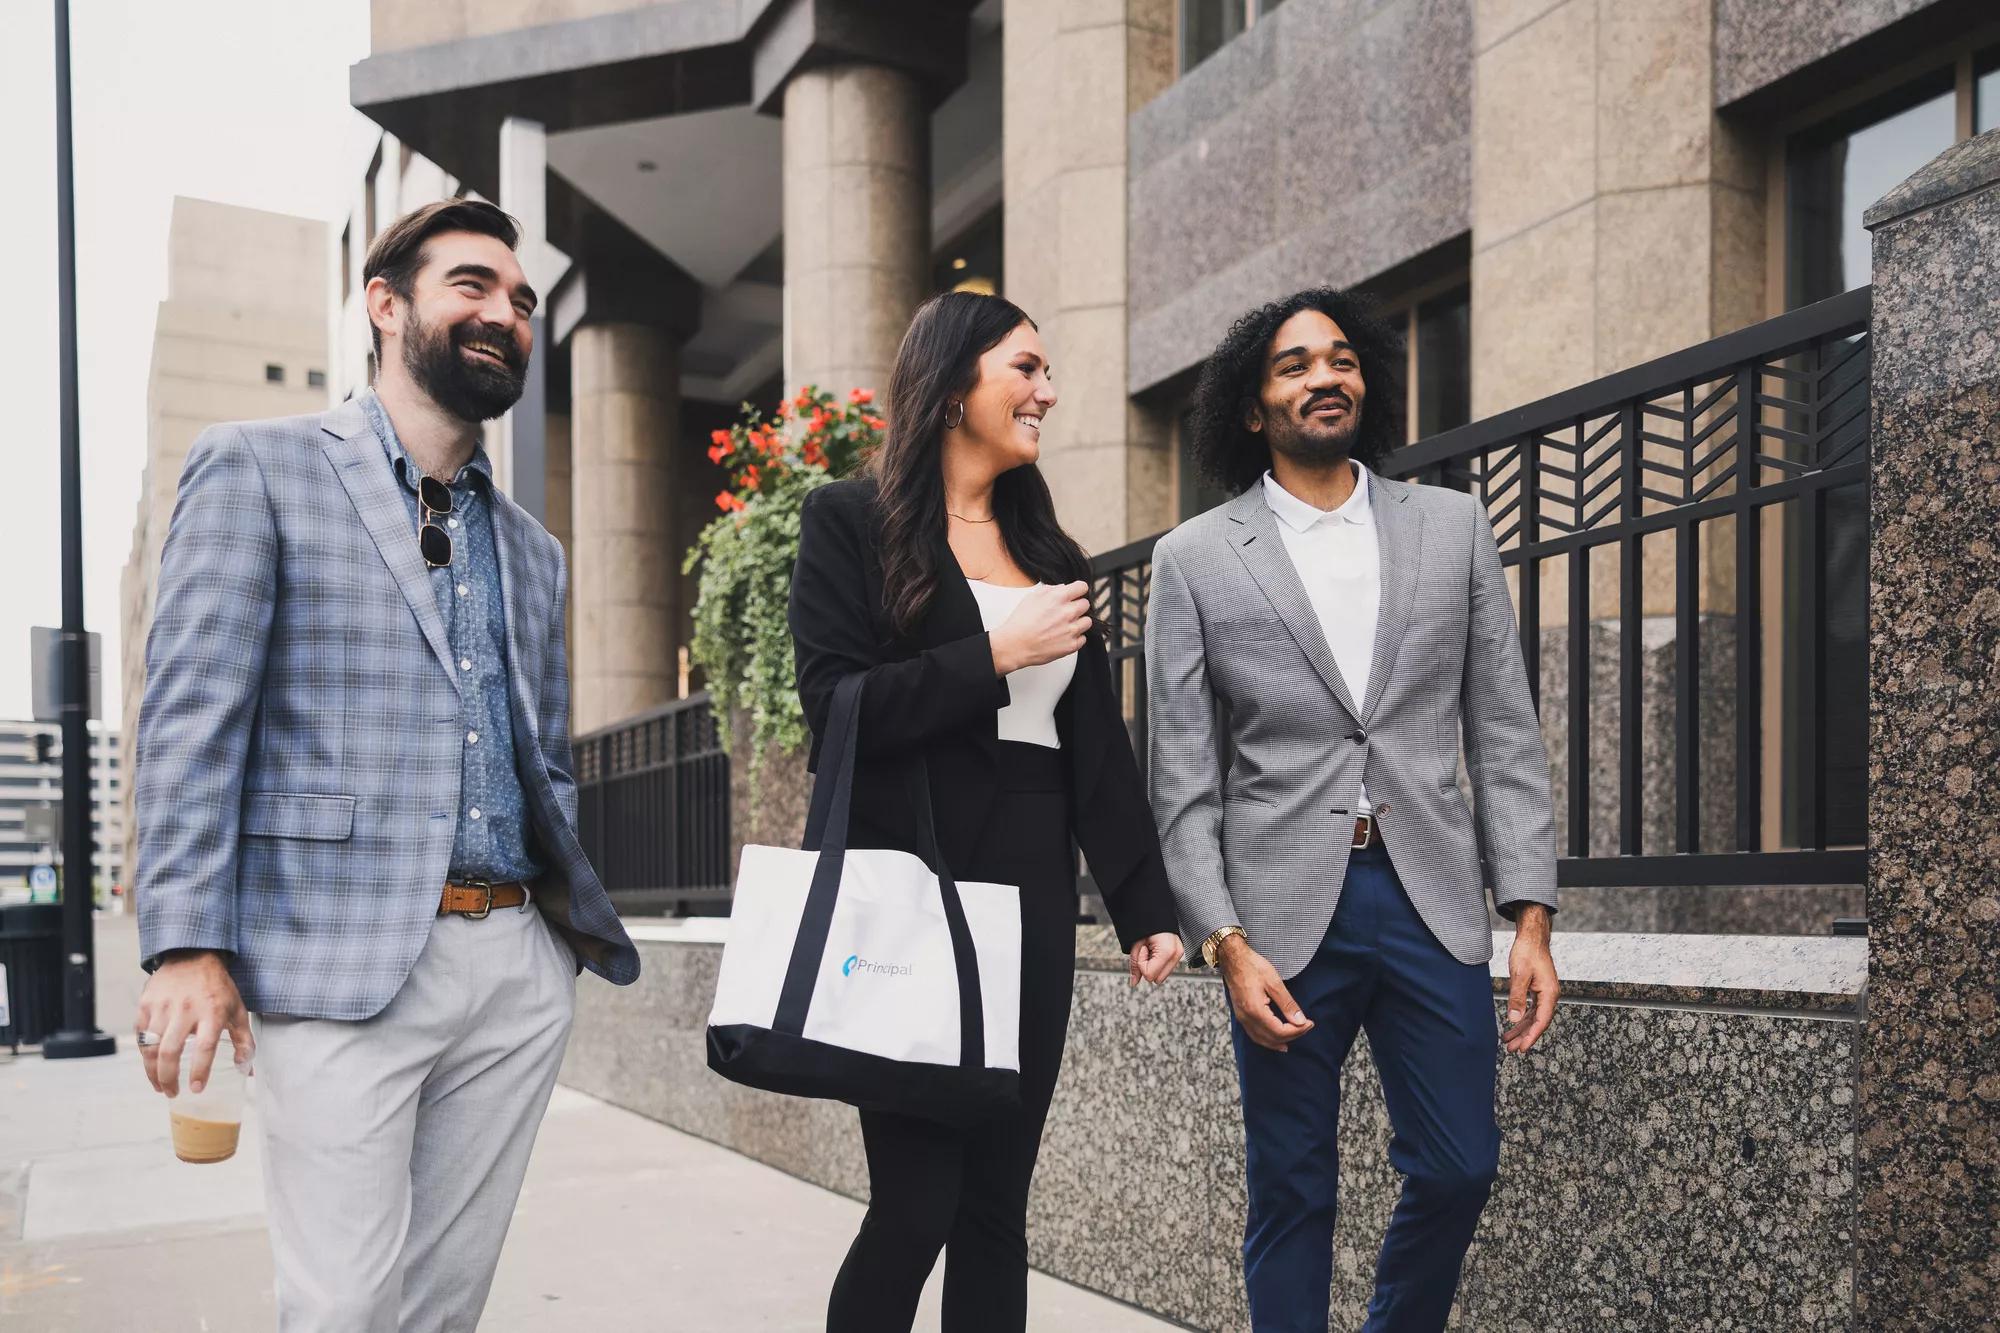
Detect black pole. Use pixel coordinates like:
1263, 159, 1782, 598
44, 0, 115, 1061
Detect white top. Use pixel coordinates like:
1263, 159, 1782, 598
966, 580, 1076, 749
1262, 464, 1381, 815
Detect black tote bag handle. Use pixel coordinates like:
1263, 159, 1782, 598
772, 673, 988, 1072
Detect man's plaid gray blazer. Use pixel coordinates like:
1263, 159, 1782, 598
1146, 469, 1557, 980
136, 398, 640, 1020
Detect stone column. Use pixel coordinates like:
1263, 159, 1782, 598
1471, 0, 1765, 872
568, 321, 681, 734
1470, 0, 1763, 415
782, 63, 929, 400
1005, 0, 1176, 555
1857, 129, 2000, 1333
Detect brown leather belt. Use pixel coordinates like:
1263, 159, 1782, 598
438, 881, 531, 919
1351, 813, 1385, 850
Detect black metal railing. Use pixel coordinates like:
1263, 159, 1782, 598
574, 691, 732, 914
579, 292, 1872, 908
1092, 288, 1872, 890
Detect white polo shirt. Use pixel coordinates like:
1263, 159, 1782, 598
1262, 463, 1380, 816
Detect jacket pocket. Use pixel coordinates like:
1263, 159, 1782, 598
1207, 618, 1293, 643
242, 792, 356, 841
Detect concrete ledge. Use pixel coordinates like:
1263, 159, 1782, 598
566, 928, 1860, 1330
635, 917, 1867, 1011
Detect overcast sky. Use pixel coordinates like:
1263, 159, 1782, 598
0, 1, 372, 728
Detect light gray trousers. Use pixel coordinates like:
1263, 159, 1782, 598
252, 902, 576, 1332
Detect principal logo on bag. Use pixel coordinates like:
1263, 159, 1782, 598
842, 953, 913, 979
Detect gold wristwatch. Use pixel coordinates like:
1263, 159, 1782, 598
1201, 925, 1247, 968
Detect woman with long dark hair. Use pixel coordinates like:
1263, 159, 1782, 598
788, 291, 1184, 1331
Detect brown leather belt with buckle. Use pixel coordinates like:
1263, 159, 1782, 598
438, 880, 531, 919
1351, 813, 1385, 850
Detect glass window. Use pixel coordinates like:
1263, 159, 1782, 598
933, 205, 1003, 297
1176, 408, 1233, 521
265, 364, 285, 384
1979, 49, 2000, 135
1785, 76, 1955, 308
307, 370, 327, 389
1180, 0, 1247, 74
1414, 284, 1471, 439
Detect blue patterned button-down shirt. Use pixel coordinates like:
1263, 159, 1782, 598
362, 391, 541, 885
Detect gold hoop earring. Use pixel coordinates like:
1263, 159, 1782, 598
944, 401, 965, 430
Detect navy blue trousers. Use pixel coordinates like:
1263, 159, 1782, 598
1231, 843, 1500, 1333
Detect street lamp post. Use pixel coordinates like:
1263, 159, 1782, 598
43, 0, 116, 1061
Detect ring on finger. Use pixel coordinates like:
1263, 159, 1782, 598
136, 1029, 162, 1048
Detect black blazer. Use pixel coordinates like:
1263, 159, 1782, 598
787, 477, 1178, 951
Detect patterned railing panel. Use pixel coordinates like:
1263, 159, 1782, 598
1093, 288, 1872, 890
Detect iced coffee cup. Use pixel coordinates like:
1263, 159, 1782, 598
166, 1032, 250, 1164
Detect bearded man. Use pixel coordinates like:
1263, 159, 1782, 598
1146, 287, 1561, 1331
133, 198, 638, 1332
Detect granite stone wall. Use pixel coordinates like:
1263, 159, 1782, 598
563, 934, 1862, 1331
1124, 0, 1473, 394
1713, 0, 1963, 108
1856, 130, 2000, 1332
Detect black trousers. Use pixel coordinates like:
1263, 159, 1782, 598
826, 742, 1077, 1333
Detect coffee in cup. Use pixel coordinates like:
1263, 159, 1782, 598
165, 1032, 249, 1164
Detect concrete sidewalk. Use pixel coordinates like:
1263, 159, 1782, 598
0, 916, 1183, 1331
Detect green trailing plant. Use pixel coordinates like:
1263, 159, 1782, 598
683, 386, 883, 788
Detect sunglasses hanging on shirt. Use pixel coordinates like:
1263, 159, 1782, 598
418, 476, 454, 568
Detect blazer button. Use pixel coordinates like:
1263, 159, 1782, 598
1350, 729, 1368, 745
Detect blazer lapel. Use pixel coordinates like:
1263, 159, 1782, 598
487, 490, 541, 746
1225, 485, 1363, 724
1360, 470, 1423, 721
322, 409, 462, 696
919, 526, 986, 650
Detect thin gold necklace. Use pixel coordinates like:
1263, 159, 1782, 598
948, 510, 996, 524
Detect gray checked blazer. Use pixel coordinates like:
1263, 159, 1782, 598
136, 398, 640, 1020
1145, 469, 1556, 978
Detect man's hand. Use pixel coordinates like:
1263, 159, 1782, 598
135, 950, 253, 1096
1127, 932, 1184, 987
1217, 935, 1313, 1052
1503, 905, 1559, 1054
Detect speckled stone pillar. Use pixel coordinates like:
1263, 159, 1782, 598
569, 321, 682, 734
782, 63, 929, 400
1005, 0, 1176, 553
1857, 129, 2000, 1331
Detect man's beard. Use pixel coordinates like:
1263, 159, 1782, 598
402, 307, 527, 423
1265, 393, 1360, 466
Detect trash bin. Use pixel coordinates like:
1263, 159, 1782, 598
0, 902, 64, 1047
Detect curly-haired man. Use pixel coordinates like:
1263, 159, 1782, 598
1146, 287, 1560, 1331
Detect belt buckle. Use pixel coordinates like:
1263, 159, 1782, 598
460, 878, 494, 920
1352, 814, 1375, 850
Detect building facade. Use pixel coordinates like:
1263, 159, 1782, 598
342, 0, 1998, 862
0, 721, 121, 894
118, 198, 330, 892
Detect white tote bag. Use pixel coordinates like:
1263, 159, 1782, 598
707, 673, 1022, 1125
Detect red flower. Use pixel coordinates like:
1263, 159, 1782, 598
710, 429, 730, 447
707, 444, 728, 464
794, 389, 814, 412
807, 410, 830, 435
715, 491, 745, 513
802, 443, 826, 467
848, 387, 875, 405
742, 465, 762, 489
863, 414, 886, 431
